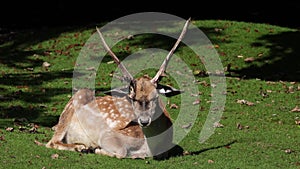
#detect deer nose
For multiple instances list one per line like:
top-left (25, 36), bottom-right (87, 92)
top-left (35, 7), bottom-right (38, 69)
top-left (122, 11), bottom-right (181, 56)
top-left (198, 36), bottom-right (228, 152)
top-left (138, 117), bottom-right (151, 127)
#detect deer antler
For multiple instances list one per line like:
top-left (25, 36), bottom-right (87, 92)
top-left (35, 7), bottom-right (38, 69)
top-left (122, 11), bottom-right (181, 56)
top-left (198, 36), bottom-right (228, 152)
top-left (151, 17), bottom-right (191, 84)
top-left (96, 27), bottom-right (134, 82)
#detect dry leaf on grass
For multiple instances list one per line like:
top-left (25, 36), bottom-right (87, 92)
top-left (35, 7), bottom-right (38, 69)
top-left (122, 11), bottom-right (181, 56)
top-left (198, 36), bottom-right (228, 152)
top-left (244, 57), bottom-right (255, 62)
top-left (181, 123), bottom-right (192, 129)
top-left (208, 159), bottom-right (214, 163)
top-left (213, 122), bottom-right (224, 128)
top-left (51, 153), bottom-right (59, 159)
top-left (236, 99), bottom-right (255, 106)
top-left (42, 62), bottom-right (51, 69)
top-left (291, 106), bottom-right (300, 112)
top-left (192, 99), bottom-right (201, 105)
top-left (236, 123), bottom-right (250, 130)
top-left (34, 140), bottom-right (44, 146)
top-left (5, 127), bottom-right (14, 132)
top-left (169, 103), bottom-right (179, 109)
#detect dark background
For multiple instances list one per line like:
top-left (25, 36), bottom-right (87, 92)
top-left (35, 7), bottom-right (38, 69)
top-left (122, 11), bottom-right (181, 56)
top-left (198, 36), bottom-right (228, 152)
top-left (0, 1), bottom-right (299, 123)
top-left (1, 1), bottom-right (299, 29)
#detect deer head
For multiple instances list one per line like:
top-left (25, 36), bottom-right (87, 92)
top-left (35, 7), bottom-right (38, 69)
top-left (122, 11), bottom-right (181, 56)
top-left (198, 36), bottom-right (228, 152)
top-left (96, 18), bottom-right (191, 127)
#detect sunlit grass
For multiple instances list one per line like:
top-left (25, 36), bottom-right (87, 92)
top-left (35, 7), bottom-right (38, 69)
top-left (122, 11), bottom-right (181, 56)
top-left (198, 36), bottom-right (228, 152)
top-left (0, 19), bottom-right (299, 168)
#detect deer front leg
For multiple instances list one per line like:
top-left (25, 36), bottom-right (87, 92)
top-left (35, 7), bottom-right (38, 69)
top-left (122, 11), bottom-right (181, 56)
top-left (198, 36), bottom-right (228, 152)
top-left (46, 140), bottom-right (87, 152)
top-left (94, 148), bottom-right (125, 159)
top-left (97, 134), bottom-right (127, 158)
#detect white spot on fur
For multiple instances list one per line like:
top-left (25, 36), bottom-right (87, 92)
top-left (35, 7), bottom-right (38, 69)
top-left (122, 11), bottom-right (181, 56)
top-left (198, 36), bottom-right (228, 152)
top-left (103, 113), bottom-right (108, 118)
top-left (106, 118), bottom-right (118, 128)
top-left (116, 101), bottom-right (123, 106)
top-left (81, 105), bottom-right (104, 117)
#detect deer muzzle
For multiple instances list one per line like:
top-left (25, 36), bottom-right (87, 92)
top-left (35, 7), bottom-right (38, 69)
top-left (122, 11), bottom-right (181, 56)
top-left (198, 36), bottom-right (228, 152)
top-left (138, 117), bottom-right (152, 127)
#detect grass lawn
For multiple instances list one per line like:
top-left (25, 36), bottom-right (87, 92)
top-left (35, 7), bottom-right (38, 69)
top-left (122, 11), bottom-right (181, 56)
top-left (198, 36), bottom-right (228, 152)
top-left (0, 17), bottom-right (299, 169)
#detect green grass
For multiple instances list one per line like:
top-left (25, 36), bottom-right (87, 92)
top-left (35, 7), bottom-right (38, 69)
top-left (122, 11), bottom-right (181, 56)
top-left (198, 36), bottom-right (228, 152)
top-left (0, 19), bottom-right (299, 169)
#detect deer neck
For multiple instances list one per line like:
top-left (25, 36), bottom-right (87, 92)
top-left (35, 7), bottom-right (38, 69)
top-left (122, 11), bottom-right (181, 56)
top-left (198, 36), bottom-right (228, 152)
top-left (141, 99), bottom-right (172, 138)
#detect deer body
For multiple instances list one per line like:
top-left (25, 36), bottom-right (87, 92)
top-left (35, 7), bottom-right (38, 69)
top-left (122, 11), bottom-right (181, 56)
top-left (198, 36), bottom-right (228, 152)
top-left (46, 77), bottom-right (173, 158)
top-left (45, 18), bottom-right (191, 159)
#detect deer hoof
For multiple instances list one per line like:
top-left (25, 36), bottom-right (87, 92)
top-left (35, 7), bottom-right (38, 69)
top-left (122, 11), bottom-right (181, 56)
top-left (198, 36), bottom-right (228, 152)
top-left (74, 144), bottom-right (87, 152)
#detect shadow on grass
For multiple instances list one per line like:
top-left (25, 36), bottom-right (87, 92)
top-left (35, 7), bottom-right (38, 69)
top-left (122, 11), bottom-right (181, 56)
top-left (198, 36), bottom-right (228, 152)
top-left (0, 70), bottom-right (73, 127)
top-left (1, 21), bottom-right (299, 130)
top-left (0, 25), bottom-right (102, 127)
top-left (154, 140), bottom-right (237, 161)
top-left (229, 30), bottom-right (300, 82)
top-left (0, 24), bottom-right (221, 128)
top-left (187, 140), bottom-right (237, 156)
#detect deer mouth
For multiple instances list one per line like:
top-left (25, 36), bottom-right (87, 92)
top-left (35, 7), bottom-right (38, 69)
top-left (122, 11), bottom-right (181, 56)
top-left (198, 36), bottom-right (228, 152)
top-left (138, 117), bottom-right (152, 127)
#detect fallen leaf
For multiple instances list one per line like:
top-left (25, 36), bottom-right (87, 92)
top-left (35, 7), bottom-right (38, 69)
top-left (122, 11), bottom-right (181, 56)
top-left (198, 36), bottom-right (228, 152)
top-left (190, 93), bottom-right (199, 97)
top-left (26, 67), bottom-right (34, 71)
top-left (224, 145), bottom-right (231, 149)
top-left (287, 86), bottom-right (294, 93)
top-left (51, 153), bottom-right (59, 159)
top-left (183, 151), bottom-right (190, 156)
top-left (236, 99), bottom-right (255, 106)
top-left (213, 122), bottom-right (224, 128)
top-left (107, 61), bottom-right (114, 64)
top-left (244, 57), bottom-right (255, 62)
top-left (85, 67), bottom-right (95, 71)
top-left (192, 99), bottom-right (201, 105)
top-left (181, 123), bottom-right (192, 129)
top-left (42, 62), bottom-right (51, 69)
top-left (284, 149), bottom-right (293, 154)
top-left (169, 103), bottom-right (179, 109)
top-left (291, 106), bottom-right (300, 112)
top-left (193, 70), bottom-right (207, 76)
top-left (257, 53), bottom-right (264, 57)
top-left (34, 140), bottom-right (44, 146)
top-left (29, 126), bottom-right (38, 133)
top-left (197, 80), bottom-right (209, 87)
top-left (214, 28), bottom-right (222, 32)
top-left (237, 123), bottom-right (243, 130)
top-left (0, 135), bottom-right (5, 141)
top-left (208, 159), bottom-right (214, 163)
top-left (5, 127), bottom-right (14, 132)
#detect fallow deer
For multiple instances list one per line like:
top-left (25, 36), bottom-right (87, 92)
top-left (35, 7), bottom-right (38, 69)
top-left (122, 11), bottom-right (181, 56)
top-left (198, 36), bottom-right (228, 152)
top-left (46, 18), bottom-right (191, 159)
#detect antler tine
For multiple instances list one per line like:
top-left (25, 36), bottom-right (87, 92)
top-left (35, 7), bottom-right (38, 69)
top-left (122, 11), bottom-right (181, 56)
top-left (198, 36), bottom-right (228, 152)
top-left (151, 17), bottom-right (191, 84)
top-left (96, 27), bottom-right (134, 82)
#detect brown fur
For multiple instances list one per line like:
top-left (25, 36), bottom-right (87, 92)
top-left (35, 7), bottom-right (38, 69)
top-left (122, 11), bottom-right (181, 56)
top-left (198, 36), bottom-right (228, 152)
top-left (46, 78), bottom-right (173, 159)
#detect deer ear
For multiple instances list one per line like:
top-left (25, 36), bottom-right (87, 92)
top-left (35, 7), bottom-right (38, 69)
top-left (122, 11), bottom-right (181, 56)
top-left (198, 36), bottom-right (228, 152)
top-left (156, 84), bottom-right (184, 97)
top-left (127, 80), bottom-right (136, 99)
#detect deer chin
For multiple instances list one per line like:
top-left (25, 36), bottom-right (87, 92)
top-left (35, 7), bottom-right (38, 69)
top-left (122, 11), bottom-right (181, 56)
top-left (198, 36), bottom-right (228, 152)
top-left (138, 117), bottom-right (152, 127)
